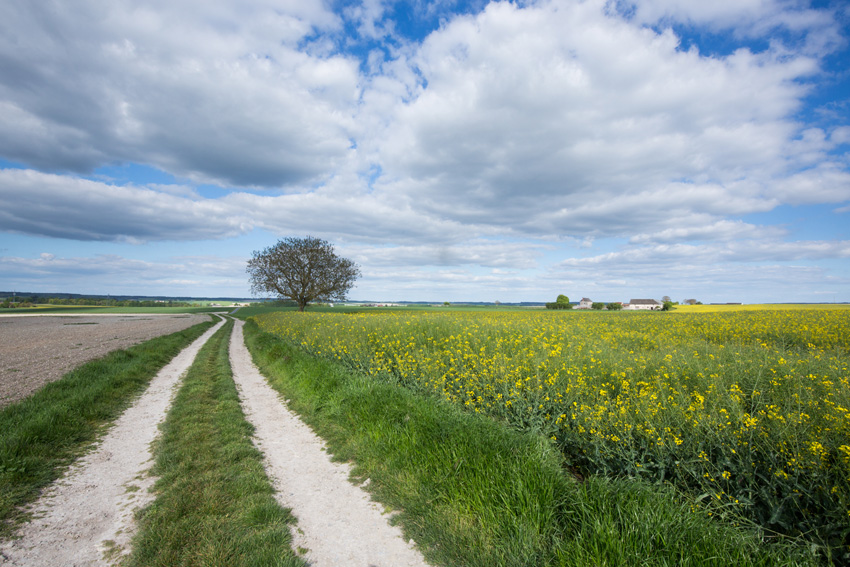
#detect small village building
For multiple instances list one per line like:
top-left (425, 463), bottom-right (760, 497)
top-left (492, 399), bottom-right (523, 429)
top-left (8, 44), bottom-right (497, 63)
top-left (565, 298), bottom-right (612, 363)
top-left (578, 297), bottom-right (593, 309)
top-left (624, 299), bottom-right (662, 310)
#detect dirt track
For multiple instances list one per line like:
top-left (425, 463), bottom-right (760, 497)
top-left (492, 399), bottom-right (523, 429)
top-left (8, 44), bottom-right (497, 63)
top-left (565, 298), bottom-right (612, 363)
top-left (0, 313), bottom-right (211, 407)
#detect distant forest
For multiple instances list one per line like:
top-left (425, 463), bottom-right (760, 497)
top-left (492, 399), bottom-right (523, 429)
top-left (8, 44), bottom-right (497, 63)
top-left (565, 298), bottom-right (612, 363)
top-left (0, 294), bottom-right (194, 308)
top-left (0, 291), bottom-right (252, 309)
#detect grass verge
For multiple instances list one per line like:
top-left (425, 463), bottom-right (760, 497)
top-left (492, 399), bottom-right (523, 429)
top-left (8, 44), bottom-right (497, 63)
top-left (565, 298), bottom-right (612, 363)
top-left (0, 318), bottom-right (215, 539)
top-left (243, 319), bottom-right (818, 567)
top-left (127, 318), bottom-right (305, 567)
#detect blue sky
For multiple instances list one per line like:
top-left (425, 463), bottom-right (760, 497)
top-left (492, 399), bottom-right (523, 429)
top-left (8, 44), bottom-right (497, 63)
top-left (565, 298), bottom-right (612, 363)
top-left (1, 0), bottom-right (848, 303)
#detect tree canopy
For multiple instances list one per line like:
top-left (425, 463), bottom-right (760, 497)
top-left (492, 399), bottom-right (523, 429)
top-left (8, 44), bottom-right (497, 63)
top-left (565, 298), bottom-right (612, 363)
top-left (246, 236), bottom-right (360, 311)
top-left (546, 294), bottom-right (572, 310)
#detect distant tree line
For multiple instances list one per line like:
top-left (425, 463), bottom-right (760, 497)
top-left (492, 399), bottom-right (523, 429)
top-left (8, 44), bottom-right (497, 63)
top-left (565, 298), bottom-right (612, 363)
top-left (1, 296), bottom-right (193, 308)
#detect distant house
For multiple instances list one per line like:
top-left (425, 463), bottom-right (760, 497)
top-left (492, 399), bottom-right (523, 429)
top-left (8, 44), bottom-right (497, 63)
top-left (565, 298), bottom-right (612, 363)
top-left (624, 299), bottom-right (662, 311)
top-left (683, 299), bottom-right (698, 305)
top-left (578, 297), bottom-right (593, 309)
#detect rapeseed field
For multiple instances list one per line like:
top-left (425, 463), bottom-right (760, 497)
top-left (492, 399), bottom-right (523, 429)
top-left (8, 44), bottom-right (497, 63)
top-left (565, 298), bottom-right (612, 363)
top-left (254, 306), bottom-right (850, 557)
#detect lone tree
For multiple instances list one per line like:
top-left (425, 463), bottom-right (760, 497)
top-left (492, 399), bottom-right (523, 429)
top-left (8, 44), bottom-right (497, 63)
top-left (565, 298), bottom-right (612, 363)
top-left (247, 236), bottom-right (360, 312)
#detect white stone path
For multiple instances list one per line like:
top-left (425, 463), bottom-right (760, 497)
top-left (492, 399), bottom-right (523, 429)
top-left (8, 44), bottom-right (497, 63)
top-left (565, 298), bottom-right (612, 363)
top-left (229, 319), bottom-right (429, 567)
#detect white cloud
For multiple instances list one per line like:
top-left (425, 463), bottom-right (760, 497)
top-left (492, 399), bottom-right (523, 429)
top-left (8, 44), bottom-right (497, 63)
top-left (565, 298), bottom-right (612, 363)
top-left (0, 0), bottom-right (357, 187)
top-left (629, 220), bottom-right (785, 244)
top-left (546, 240), bottom-right (850, 303)
top-left (558, 239), bottom-right (850, 268)
top-left (0, 169), bottom-right (254, 241)
top-left (0, 0), bottom-right (848, 302)
top-left (355, 265), bottom-right (550, 302)
top-left (0, 252), bottom-right (249, 296)
top-left (364, 0), bottom-right (825, 240)
top-left (831, 126), bottom-right (850, 145)
top-left (341, 240), bottom-right (545, 268)
top-left (772, 164), bottom-right (850, 204)
top-left (0, 168), bottom-right (476, 245)
top-left (624, 0), bottom-right (843, 55)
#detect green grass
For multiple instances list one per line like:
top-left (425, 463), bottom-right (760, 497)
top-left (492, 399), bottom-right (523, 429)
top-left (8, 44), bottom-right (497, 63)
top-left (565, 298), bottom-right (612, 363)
top-left (230, 305), bottom-right (294, 319)
top-left (243, 320), bottom-right (817, 567)
top-left (0, 318), bottom-right (215, 539)
top-left (127, 319), bottom-right (305, 567)
top-left (0, 305), bottom-right (105, 314)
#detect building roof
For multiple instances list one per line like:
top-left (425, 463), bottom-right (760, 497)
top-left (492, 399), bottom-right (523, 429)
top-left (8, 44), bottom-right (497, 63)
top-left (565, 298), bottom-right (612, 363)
top-left (629, 298), bottom-right (661, 305)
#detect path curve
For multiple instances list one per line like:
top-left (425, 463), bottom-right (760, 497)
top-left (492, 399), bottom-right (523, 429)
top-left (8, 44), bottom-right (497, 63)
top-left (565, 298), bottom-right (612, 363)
top-left (0, 316), bottom-right (226, 567)
top-left (229, 319), bottom-right (429, 567)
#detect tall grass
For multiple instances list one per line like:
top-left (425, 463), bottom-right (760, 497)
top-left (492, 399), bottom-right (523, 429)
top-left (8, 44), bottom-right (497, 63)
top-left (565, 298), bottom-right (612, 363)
top-left (253, 308), bottom-right (849, 563)
top-left (244, 319), bottom-right (817, 566)
top-left (127, 319), bottom-right (304, 567)
top-left (0, 319), bottom-right (215, 538)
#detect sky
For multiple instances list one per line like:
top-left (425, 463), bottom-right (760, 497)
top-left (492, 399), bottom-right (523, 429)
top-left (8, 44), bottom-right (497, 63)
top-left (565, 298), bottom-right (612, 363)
top-left (0, 0), bottom-right (849, 304)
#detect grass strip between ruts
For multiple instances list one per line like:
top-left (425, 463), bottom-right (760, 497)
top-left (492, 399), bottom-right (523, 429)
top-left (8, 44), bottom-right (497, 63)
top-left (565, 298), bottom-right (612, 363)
top-left (127, 318), bottom-right (305, 567)
top-left (0, 318), bottom-right (215, 539)
top-left (242, 318), bottom-right (818, 567)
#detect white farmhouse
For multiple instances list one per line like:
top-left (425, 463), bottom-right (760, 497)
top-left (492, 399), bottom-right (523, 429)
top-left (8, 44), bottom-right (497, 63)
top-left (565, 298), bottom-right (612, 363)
top-left (578, 297), bottom-right (593, 309)
top-left (624, 299), bottom-right (662, 310)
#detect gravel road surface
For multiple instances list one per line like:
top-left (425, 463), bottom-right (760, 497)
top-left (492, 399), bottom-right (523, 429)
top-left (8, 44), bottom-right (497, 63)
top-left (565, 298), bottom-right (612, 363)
top-left (230, 319), bottom-right (429, 567)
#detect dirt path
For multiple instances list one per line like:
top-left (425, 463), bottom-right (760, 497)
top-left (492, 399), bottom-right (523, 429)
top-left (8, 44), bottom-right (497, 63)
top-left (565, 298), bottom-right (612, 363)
top-left (229, 319), bottom-right (429, 567)
top-left (1, 317), bottom-right (430, 566)
top-left (0, 316), bottom-right (226, 566)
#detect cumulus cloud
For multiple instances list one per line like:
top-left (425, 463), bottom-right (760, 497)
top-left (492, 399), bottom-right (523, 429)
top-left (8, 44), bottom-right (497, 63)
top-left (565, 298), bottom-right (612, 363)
top-left (0, 0), bottom-right (848, 301)
top-left (341, 240), bottom-right (545, 268)
top-left (558, 239), bottom-right (850, 268)
top-left (771, 164), bottom-right (850, 204)
top-left (629, 220), bottom-right (786, 244)
top-left (0, 168), bottom-right (475, 245)
top-left (622, 0), bottom-right (844, 55)
top-left (546, 238), bottom-right (850, 303)
top-left (365, 0), bottom-right (831, 240)
top-left (355, 265), bottom-right (549, 302)
top-left (0, 0), bottom-right (357, 186)
top-left (0, 252), bottom-right (248, 296)
top-left (0, 169), bottom-right (253, 241)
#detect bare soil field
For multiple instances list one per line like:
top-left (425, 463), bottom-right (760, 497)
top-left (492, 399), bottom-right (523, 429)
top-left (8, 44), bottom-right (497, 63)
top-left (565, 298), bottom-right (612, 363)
top-left (0, 313), bottom-right (211, 408)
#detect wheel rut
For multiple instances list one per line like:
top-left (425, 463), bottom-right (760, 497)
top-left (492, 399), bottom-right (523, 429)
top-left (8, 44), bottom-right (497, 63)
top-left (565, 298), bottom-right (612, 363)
top-left (229, 319), bottom-right (429, 567)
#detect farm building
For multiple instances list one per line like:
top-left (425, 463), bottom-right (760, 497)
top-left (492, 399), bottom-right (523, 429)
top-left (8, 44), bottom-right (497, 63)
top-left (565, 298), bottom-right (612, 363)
top-left (578, 298), bottom-right (592, 309)
top-left (624, 299), bottom-right (662, 310)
